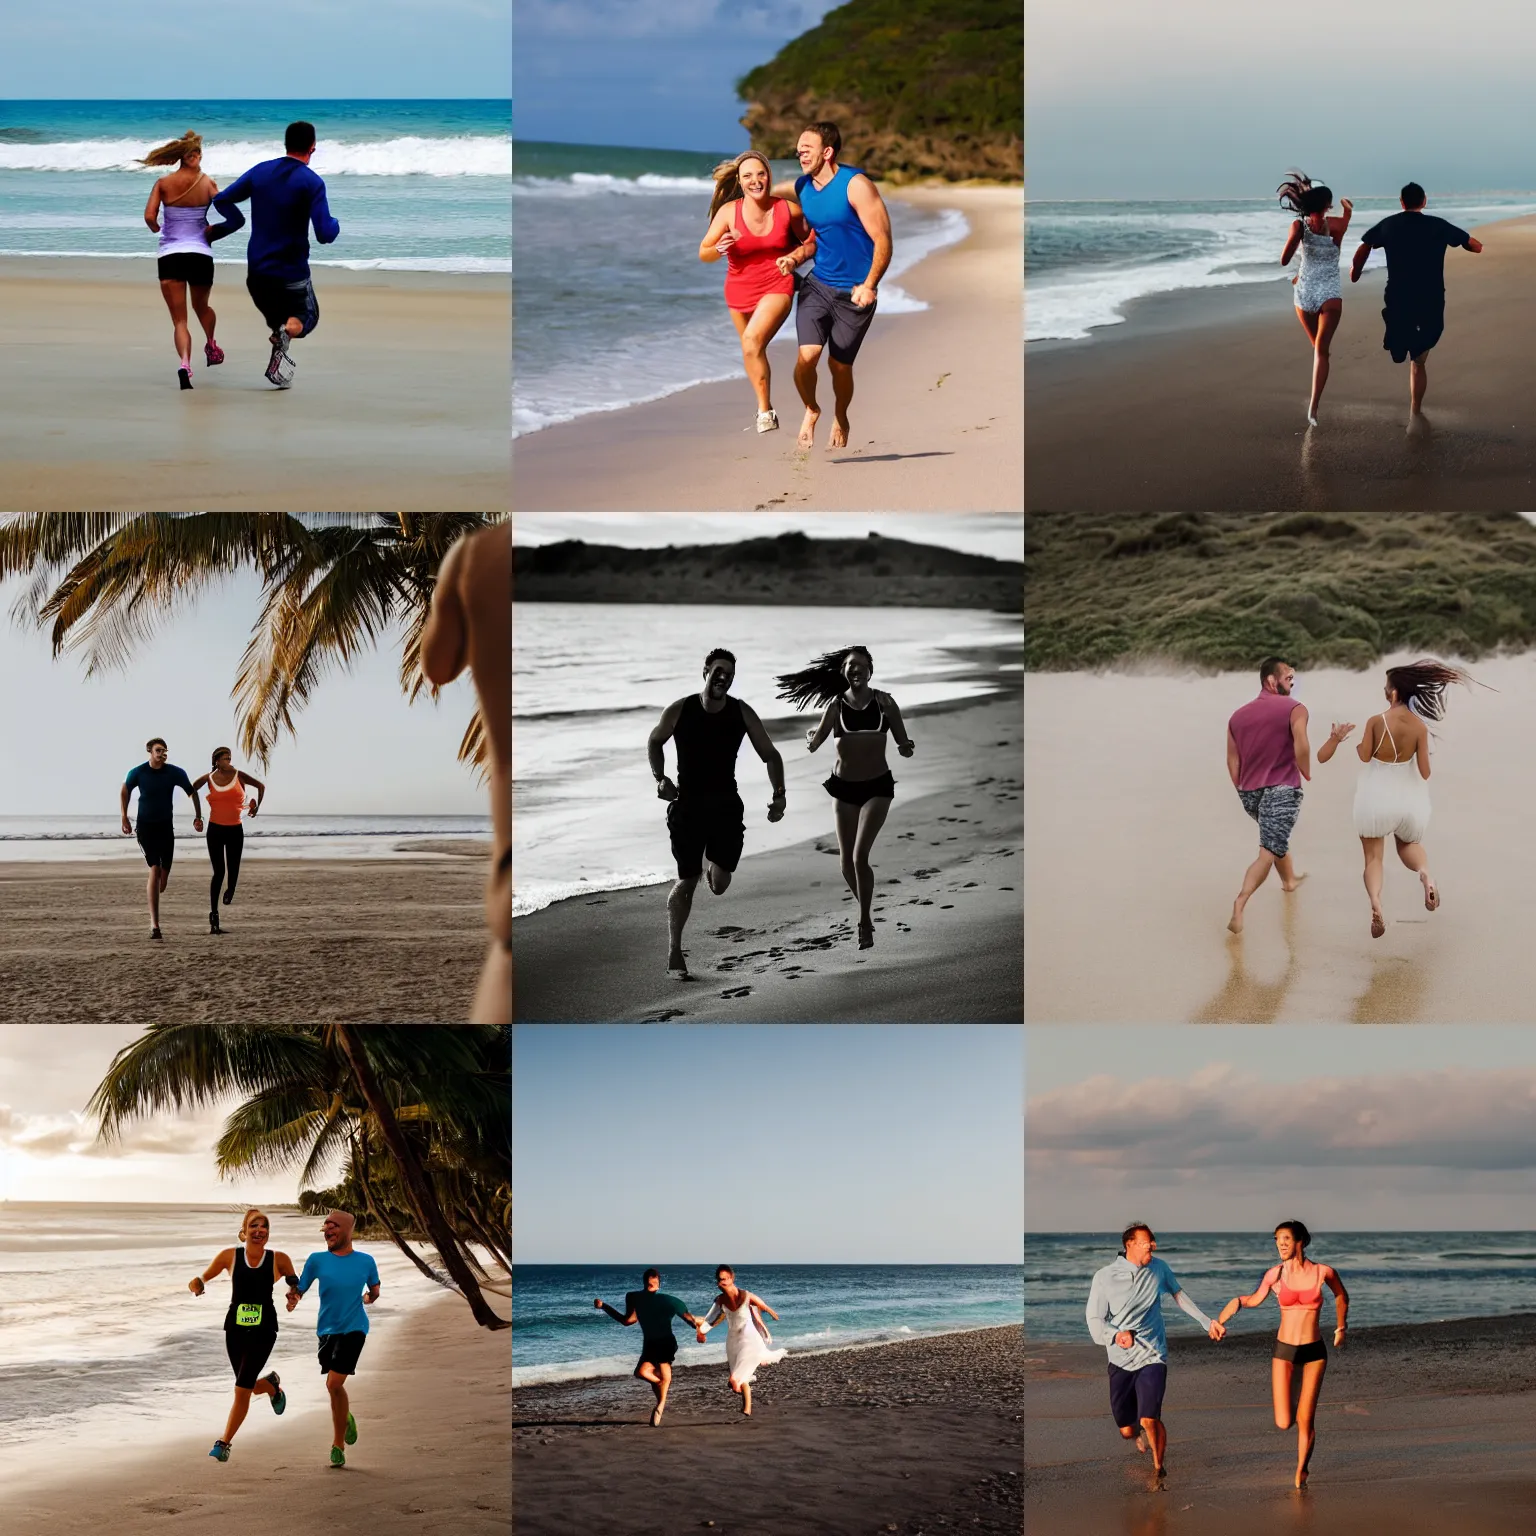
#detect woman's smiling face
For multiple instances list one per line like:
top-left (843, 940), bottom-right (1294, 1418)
top-left (739, 158), bottom-right (769, 197)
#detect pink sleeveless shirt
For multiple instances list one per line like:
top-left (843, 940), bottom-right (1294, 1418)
top-left (1228, 691), bottom-right (1303, 791)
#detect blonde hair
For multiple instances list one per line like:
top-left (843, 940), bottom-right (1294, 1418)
top-left (140, 131), bottom-right (203, 168)
top-left (708, 150), bottom-right (773, 223)
top-left (238, 1207), bottom-right (270, 1240)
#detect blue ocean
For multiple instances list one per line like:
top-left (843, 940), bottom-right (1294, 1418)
top-left (511, 1263), bottom-right (1023, 1387)
top-left (0, 100), bottom-right (510, 272)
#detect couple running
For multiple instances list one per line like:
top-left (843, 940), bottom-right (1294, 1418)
top-left (1227, 655), bottom-right (1475, 939)
top-left (1087, 1223), bottom-right (1348, 1489)
top-left (1278, 171), bottom-right (1483, 425)
top-left (120, 738), bottom-right (265, 939)
top-left (141, 120), bottom-right (340, 390)
top-left (647, 644), bottom-right (915, 975)
top-left (192, 1208), bottom-right (381, 1468)
top-left (699, 121), bottom-right (892, 447)
top-left (595, 1266), bottom-right (785, 1426)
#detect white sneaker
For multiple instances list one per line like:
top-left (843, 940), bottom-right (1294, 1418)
top-left (266, 346), bottom-right (296, 389)
top-left (755, 410), bottom-right (780, 434)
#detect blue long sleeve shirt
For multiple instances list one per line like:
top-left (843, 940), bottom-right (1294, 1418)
top-left (210, 156), bottom-right (340, 281)
top-left (1086, 1256), bottom-right (1214, 1371)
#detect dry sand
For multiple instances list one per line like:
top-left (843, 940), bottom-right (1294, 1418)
top-left (514, 1325), bottom-right (1023, 1536)
top-left (0, 856), bottom-right (493, 1023)
top-left (512, 187), bottom-right (1022, 511)
top-left (1026, 212), bottom-right (1536, 511)
top-left (6, 1292), bottom-right (509, 1536)
top-left (0, 259), bottom-right (510, 510)
top-left (1027, 1318), bottom-right (1536, 1534)
top-left (1025, 652), bottom-right (1536, 1024)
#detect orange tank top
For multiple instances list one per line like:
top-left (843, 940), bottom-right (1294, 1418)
top-left (206, 773), bottom-right (245, 826)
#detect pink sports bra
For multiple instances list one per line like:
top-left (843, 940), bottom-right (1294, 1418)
top-left (1266, 1263), bottom-right (1323, 1310)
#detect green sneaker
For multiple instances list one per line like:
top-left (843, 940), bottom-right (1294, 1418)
top-left (345, 1411), bottom-right (358, 1446)
top-left (330, 1445), bottom-right (346, 1468)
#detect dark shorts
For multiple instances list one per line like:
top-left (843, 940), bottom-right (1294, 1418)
top-left (638, 1334), bottom-right (679, 1368)
top-left (158, 252), bottom-right (214, 286)
top-left (317, 1331), bottom-right (367, 1377)
top-left (795, 273), bottom-right (877, 364)
top-left (247, 274), bottom-right (320, 337)
top-left (824, 771), bottom-right (895, 806)
top-left (225, 1325), bottom-right (278, 1389)
top-left (136, 821), bottom-right (175, 870)
top-left (1237, 783), bottom-right (1304, 858)
top-left (667, 792), bottom-right (745, 879)
top-left (1272, 1339), bottom-right (1327, 1366)
top-left (1108, 1361), bottom-right (1168, 1429)
top-left (1382, 301), bottom-right (1444, 363)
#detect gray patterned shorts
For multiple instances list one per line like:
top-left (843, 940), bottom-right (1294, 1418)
top-left (1237, 784), bottom-right (1304, 858)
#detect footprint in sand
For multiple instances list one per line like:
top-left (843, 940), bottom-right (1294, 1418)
top-left (641, 1009), bottom-right (687, 1022)
top-left (720, 986), bottom-right (752, 999)
top-left (715, 925), bottom-right (747, 938)
top-left (940, 905), bottom-right (955, 910)
top-left (962, 882), bottom-right (979, 888)
top-left (1000, 886), bottom-right (1015, 892)
top-left (585, 899), bottom-right (608, 905)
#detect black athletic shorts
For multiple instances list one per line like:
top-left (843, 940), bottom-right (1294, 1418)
top-left (638, 1334), bottom-right (679, 1368)
top-left (1108, 1361), bottom-right (1167, 1429)
top-left (1382, 300), bottom-right (1444, 363)
top-left (136, 821), bottom-right (175, 870)
top-left (667, 791), bottom-right (745, 879)
top-left (225, 1325), bottom-right (278, 1390)
top-left (795, 273), bottom-right (877, 364)
top-left (824, 771), bottom-right (896, 806)
top-left (1272, 1338), bottom-right (1327, 1366)
top-left (318, 1330), bottom-right (367, 1376)
top-left (158, 252), bottom-right (214, 286)
top-left (247, 274), bottom-right (320, 337)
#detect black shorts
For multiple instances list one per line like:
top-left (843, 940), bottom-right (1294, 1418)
top-left (1272, 1339), bottom-right (1327, 1366)
top-left (247, 274), bottom-right (320, 337)
top-left (158, 253), bottom-right (214, 286)
top-left (225, 1325), bottom-right (278, 1390)
top-left (1382, 301), bottom-right (1444, 363)
top-left (638, 1334), bottom-right (679, 1368)
top-left (795, 273), bottom-right (877, 364)
top-left (824, 771), bottom-right (896, 806)
top-left (667, 792), bottom-right (745, 879)
top-left (136, 822), bottom-right (175, 870)
top-left (1108, 1361), bottom-right (1167, 1428)
top-left (317, 1331), bottom-right (367, 1377)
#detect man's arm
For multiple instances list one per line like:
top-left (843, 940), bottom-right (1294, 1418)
top-left (738, 701), bottom-right (786, 818)
top-left (420, 536), bottom-right (470, 685)
top-left (1226, 728), bottom-right (1241, 788)
top-left (648, 698), bottom-right (686, 797)
top-left (310, 183), bottom-right (341, 245)
top-left (1349, 238), bottom-right (1375, 282)
top-left (594, 1298), bottom-right (638, 1325)
top-left (120, 781), bottom-right (133, 833)
top-left (1084, 1273), bottom-right (1118, 1347)
top-left (208, 170), bottom-right (253, 240)
top-left (1172, 1288), bottom-right (1224, 1340)
top-left (1290, 704), bottom-right (1311, 781)
top-left (847, 174), bottom-right (892, 307)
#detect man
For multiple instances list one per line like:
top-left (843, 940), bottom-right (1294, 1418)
top-left (210, 120), bottom-right (341, 389)
top-left (421, 519), bottom-right (510, 1024)
top-left (286, 1210), bottom-right (381, 1468)
top-left (120, 737), bottom-right (203, 941)
top-left (648, 648), bottom-right (786, 976)
top-left (594, 1269), bottom-right (706, 1428)
top-left (1349, 182), bottom-right (1483, 416)
top-left (1085, 1224), bottom-right (1224, 1482)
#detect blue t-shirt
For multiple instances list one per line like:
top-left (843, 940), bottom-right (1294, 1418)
top-left (295, 1248), bottom-right (381, 1337)
top-left (794, 165), bottom-right (876, 291)
top-left (124, 762), bottom-right (194, 824)
top-left (211, 157), bottom-right (341, 281)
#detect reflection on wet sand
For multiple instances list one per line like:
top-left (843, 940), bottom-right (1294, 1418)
top-left (1193, 893), bottom-right (1300, 1023)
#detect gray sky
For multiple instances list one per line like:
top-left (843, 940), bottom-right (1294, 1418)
top-left (1028, 0), bottom-right (1536, 198)
top-left (1027, 1027), bottom-right (1536, 1231)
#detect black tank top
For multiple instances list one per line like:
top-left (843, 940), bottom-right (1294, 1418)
top-left (674, 694), bottom-right (747, 796)
top-left (225, 1245), bottom-right (278, 1332)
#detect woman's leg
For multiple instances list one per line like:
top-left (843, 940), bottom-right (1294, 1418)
top-left (1271, 1357), bottom-right (1294, 1430)
top-left (742, 294), bottom-right (793, 415)
top-left (159, 280), bottom-right (191, 370)
top-left (190, 283), bottom-right (217, 344)
top-left (224, 825), bottom-right (244, 903)
top-left (1361, 837), bottom-right (1386, 936)
top-left (208, 828), bottom-right (226, 915)
top-left (852, 796), bottom-right (893, 936)
top-left (834, 798), bottom-right (861, 905)
top-left (727, 308), bottom-right (771, 412)
top-left (1394, 834), bottom-right (1436, 908)
top-left (1294, 307), bottom-right (1320, 344)
top-left (742, 1380), bottom-right (752, 1415)
top-left (1310, 303), bottom-right (1342, 416)
top-left (222, 1385), bottom-right (254, 1443)
top-left (1294, 1357), bottom-right (1327, 1487)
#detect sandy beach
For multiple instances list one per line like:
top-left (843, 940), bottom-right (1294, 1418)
top-left (1026, 212), bottom-right (1536, 511)
top-left (1027, 1316), bottom-right (1536, 1535)
top-left (0, 259), bottom-right (509, 511)
top-left (512, 186), bottom-right (1022, 511)
top-left (1025, 651), bottom-right (1536, 1023)
top-left (6, 1292), bottom-right (510, 1535)
top-left (0, 855), bottom-right (493, 1023)
top-left (512, 692), bottom-right (1022, 1022)
top-left (514, 1325), bottom-right (1022, 1536)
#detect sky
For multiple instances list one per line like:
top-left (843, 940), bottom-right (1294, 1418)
top-left (512, 1024), bottom-right (1023, 1263)
top-left (1, 1), bottom-right (510, 98)
top-left (1027, 1026), bottom-right (1536, 1232)
top-left (1028, 0), bottom-right (1536, 198)
top-left (515, 0), bottom-right (840, 152)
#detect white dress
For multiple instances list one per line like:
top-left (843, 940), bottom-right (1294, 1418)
top-left (1352, 712), bottom-right (1431, 842)
top-left (701, 1294), bottom-right (787, 1385)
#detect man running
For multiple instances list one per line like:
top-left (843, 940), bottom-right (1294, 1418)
top-left (1085, 1224), bottom-right (1224, 1483)
top-left (210, 120), bottom-right (341, 389)
top-left (648, 647), bottom-right (786, 976)
top-left (1349, 182), bottom-right (1483, 417)
top-left (285, 1210), bottom-right (381, 1468)
top-left (594, 1269), bottom-right (706, 1428)
top-left (120, 737), bottom-right (203, 941)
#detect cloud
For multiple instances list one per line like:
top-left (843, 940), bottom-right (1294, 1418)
top-left (517, 0), bottom-right (833, 39)
top-left (0, 1105), bottom-right (217, 1160)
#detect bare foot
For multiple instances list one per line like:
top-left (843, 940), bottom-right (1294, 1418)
top-left (1281, 872), bottom-right (1309, 892)
top-left (1370, 910), bottom-right (1385, 939)
top-left (1295, 1470), bottom-right (1308, 1490)
top-left (1422, 874), bottom-right (1440, 911)
top-left (667, 946), bottom-right (689, 976)
top-left (858, 919), bottom-right (874, 950)
top-left (1228, 902), bottom-right (1245, 935)
top-left (1134, 1430), bottom-right (1148, 1454)
top-left (650, 1404), bottom-right (664, 1427)
top-left (829, 411), bottom-right (850, 448)
top-left (798, 406), bottom-right (820, 449)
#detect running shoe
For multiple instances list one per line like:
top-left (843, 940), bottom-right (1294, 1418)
top-left (755, 409), bottom-right (780, 433)
top-left (204, 339), bottom-right (225, 366)
top-left (265, 345), bottom-right (296, 389)
top-left (178, 368), bottom-right (193, 391)
top-left (345, 1411), bottom-right (357, 1445)
top-left (264, 1372), bottom-right (286, 1415)
top-left (209, 1440), bottom-right (231, 1462)
top-left (330, 1445), bottom-right (346, 1468)
top-left (150, 927), bottom-right (162, 941)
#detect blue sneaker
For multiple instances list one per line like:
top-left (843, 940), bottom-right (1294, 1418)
top-left (209, 1440), bottom-right (231, 1462)
top-left (264, 1371), bottom-right (286, 1415)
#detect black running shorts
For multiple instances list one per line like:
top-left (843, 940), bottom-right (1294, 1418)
top-left (317, 1330), bottom-right (367, 1377)
top-left (795, 273), bottom-right (877, 364)
top-left (225, 1325), bottom-right (278, 1389)
top-left (135, 821), bottom-right (175, 870)
top-left (158, 252), bottom-right (214, 286)
top-left (638, 1333), bottom-right (679, 1368)
top-left (1382, 300), bottom-right (1444, 363)
top-left (667, 792), bottom-right (745, 879)
top-left (247, 274), bottom-right (320, 337)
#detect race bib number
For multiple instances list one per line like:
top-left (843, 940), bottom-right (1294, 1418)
top-left (235, 1303), bottom-right (265, 1327)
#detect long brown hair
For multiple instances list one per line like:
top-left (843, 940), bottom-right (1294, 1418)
top-left (708, 150), bottom-right (772, 223)
top-left (140, 131), bottom-right (203, 168)
top-left (1384, 659), bottom-right (1477, 722)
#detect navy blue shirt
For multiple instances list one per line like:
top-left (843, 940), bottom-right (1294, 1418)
top-left (211, 157), bottom-right (340, 281)
top-left (124, 762), bottom-right (194, 824)
top-left (1361, 211), bottom-right (1472, 307)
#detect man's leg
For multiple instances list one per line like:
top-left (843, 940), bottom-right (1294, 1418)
top-left (1228, 849), bottom-right (1276, 934)
top-left (636, 1360), bottom-right (663, 1402)
top-left (146, 863), bottom-right (162, 929)
top-left (668, 874), bottom-right (700, 973)
top-left (326, 1369), bottom-right (351, 1450)
top-left (704, 859), bottom-right (732, 896)
top-left (1276, 853), bottom-right (1307, 892)
top-left (655, 1362), bottom-right (673, 1418)
top-left (1141, 1415), bottom-right (1167, 1474)
top-left (795, 344), bottom-right (823, 448)
top-left (828, 358), bottom-right (855, 448)
top-left (1410, 354), bottom-right (1428, 414)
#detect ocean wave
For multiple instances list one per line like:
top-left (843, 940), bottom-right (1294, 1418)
top-left (512, 864), bottom-right (672, 918)
top-left (514, 172), bottom-right (716, 198)
top-left (0, 136), bottom-right (511, 177)
top-left (0, 249), bottom-right (504, 274)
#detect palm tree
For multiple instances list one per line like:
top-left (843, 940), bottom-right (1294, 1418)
top-left (0, 513), bottom-right (506, 771)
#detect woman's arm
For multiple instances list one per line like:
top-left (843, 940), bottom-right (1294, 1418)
top-left (1356, 716), bottom-right (1377, 763)
top-left (274, 1250), bottom-right (300, 1283)
top-left (1316, 721), bottom-right (1355, 765)
top-left (144, 179), bottom-right (164, 233)
top-left (806, 700), bottom-right (838, 753)
top-left (191, 1248), bottom-right (233, 1293)
top-left (1326, 1266), bottom-right (1348, 1341)
top-left (699, 207), bottom-right (734, 264)
top-left (1216, 1269), bottom-right (1277, 1325)
top-left (238, 770), bottom-right (266, 811)
top-left (881, 693), bottom-right (915, 756)
top-left (749, 1294), bottom-right (779, 1321)
top-left (1328, 199), bottom-right (1354, 244)
top-left (1416, 724), bottom-right (1432, 781)
top-left (1280, 218), bottom-right (1303, 266)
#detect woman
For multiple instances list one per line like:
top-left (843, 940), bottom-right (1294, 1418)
top-left (699, 150), bottom-right (816, 434)
top-left (1278, 171), bottom-right (1353, 426)
top-left (190, 1207), bottom-right (298, 1462)
top-left (190, 747), bottom-right (265, 934)
top-left (1216, 1222), bottom-right (1347, 1488)
top-left (695, 1265), bottom-right (786, 1416)
top-left (142, 131), bottom-right (229, 390)
top-left (778, 646), bottom-right (915, 950)
top-left (1317, 660), bottom-right (1472, 938)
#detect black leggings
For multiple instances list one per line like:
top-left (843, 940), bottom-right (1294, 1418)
top-left (208, 823), bottom-right (244, 910)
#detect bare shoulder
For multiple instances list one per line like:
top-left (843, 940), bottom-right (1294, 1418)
top-left (848, 171), bottom-right (883, 204)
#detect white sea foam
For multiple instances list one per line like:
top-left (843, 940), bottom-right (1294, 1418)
top-left (0, 135), bottom-right (511, 177)
top-left (514, 172), bottom-right (717, 198)
top-left (0, 249), bottom-right (506, 275)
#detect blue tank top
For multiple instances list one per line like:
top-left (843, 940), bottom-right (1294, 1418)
top-left (795, 165), bottom-right (876, 291)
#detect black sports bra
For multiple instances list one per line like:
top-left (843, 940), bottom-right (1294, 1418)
top-left (835, 695), bottom-right (888, 737)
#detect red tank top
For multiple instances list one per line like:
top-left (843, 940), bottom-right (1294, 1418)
top-left (723, 198), bottom-right (797, 313)
top-left (206, 773), bottom-right (246, 826)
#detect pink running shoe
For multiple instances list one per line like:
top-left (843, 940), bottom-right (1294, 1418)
top-left (204, 340), bottom-right (225, 366)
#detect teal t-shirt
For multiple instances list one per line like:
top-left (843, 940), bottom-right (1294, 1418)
top-left (295, 1248), bottom-right (381, 1336)
top-left (626, 1290), bottom-right (688, 1343)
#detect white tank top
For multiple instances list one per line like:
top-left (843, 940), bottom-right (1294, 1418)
top-left (159, 202), bottom-right (212, 257)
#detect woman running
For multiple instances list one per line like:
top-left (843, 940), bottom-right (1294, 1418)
top-left (1278, 170), bottom-right (1352, 426)
top-left (190, 747), bottom-right (265, 934)
top-left (695, 1265), bottom-right (786, 1417)
top-left (777, 646), bottom-right (916, 950)
top-left (1216, 1222), bottom-right (1347, 1488)
top-left (141, 131), bottom-right (230, 390)
top-left (190, 1207), bottom-right (298, 1462)
top-left (699, 150), bottom-right (816, 434)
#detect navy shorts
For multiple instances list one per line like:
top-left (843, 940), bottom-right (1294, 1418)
top-left (136, 822), bottom-right (175, 870)
top-left (247, 274), bottom-right (320, 337)
top-left (1382, 301), bottom-right (1444, 363)
top-left (667, 792), bottom-right (745, 879)
top-left (795, 273), bottom-right (877, 365)
top-left (1237, 784), bottom-right (1304, 858)
top-left (317, 1330), bottom-right (367, 1377)
top-left (1108, 1361), bottom-right (1168, 1428)
top-left (639, 1334), bottom-right (679, 1368)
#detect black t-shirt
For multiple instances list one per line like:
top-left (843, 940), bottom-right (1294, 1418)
top-left (1361, 211), bottom-right (1471, 307)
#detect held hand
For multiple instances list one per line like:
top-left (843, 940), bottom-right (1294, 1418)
top-left (1208, 1320), bottom-right (1226, 1341)
top-left (850, 283), bottom-right (877, 308)
top-left (656, 776), bottom-right (679, 802)
top-left (767, 794), bottom-right (786, 823)
top-left (1114, 1330), bottom-right (1135, 1350)
top-left (696, 1330), bottom-right (707, 1343)
top-left (775, 254), bottom-right (799, 276)
top-left (285, 1291), bottom-right (299, 1313)
top-left (898, 740), bottom-right (915, 758)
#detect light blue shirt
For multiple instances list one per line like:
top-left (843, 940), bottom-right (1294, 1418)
top-left (1086, 1255), bottom-right (1210, 1371)
top-left (294, 1248), bottom-right (380, 1337)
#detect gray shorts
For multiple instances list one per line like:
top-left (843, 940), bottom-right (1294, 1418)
top-left (1237, 784), bottom-right (1304, 858)
top-left (794, 273), bottom-right (877, 364)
